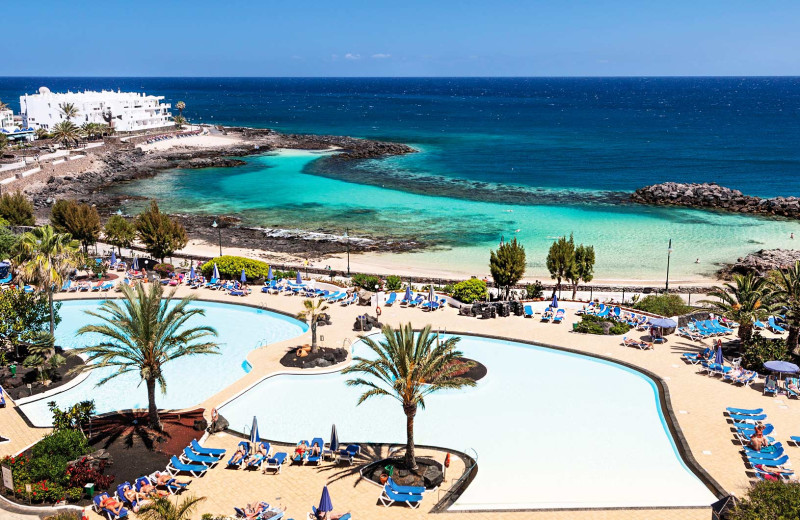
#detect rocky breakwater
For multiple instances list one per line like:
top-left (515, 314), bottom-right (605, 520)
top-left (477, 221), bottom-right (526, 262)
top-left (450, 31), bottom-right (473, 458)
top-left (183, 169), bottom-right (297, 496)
top-left (718, 249), bottom-right (800, 278)
top-left (631, 182), bottom-right (800, 219)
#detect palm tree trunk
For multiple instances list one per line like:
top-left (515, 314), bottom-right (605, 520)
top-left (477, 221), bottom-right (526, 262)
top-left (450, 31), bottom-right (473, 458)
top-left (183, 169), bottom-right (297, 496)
top-left (48, 290), bottom-right (55, 334)
top-left (146, 377), bottom-right (162, 430)
top-left (738, 322), bottom-right (753, 343)
top-left (571, 282), bottom-right (578, 300)
top-left (404, 404), bottom-right (417, 470)
top-left (788, 326), bottom-right (800, 354)
top-left (310, 322), bottom-right (318, 354)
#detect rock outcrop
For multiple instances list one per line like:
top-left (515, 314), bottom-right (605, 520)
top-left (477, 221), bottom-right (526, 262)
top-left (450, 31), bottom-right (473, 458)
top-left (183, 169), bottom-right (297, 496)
top-left (631, 182), bottom-right (800, 219)
top-left (718, 249), bottom-right (800, 278)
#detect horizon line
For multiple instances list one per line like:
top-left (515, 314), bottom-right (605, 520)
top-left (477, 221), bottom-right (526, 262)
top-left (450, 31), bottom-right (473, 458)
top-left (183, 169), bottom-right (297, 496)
top-left (2, 75), bottom-right (800, 79)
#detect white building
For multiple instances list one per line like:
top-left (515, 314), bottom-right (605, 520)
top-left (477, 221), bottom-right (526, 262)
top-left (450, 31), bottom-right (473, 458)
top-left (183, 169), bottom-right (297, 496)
top-left (20, 86), bottom-right (173, 133)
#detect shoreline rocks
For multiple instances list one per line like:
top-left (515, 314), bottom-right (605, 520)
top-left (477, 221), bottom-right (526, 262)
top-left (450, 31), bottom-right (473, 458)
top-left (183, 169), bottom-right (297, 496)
top-left (631, 182), bottom-right (800, 219)
top-left (717, 248), bottom-right (800, 278)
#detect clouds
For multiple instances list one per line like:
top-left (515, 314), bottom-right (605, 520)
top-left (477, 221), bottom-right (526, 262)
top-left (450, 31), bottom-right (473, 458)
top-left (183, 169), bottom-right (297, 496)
top-left (345, 53), bottom-right (361, 60)
top-left (371, 53), bottom-right (391, 59)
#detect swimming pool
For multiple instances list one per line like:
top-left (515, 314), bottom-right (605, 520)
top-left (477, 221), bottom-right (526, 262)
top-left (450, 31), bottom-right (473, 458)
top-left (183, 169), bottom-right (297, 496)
top-left (219, 334), bottom-right (717, 510)
top-left (18, 299), bottom-right (307, 427)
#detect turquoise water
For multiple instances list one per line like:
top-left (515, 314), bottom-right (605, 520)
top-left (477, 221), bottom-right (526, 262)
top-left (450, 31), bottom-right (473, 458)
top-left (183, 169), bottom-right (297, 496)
top-left (219, 334), bottom-right (717, 509)
top-left (17, 299), bottom-right (307, 427)
top-left (116, 150), bottom-right (800, 281)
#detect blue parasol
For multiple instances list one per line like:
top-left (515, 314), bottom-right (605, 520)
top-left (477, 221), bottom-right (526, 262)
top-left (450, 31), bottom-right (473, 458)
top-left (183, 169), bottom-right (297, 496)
top-left (110, 251), bottom-right (116, 265)
top-left (714, 346), bottom-right (724, 365)
top-left (551, 293), bottom-right (558, 308)
top-left (132, 257), bottom-right (139, 270)
top-left (764, 360), bottom-right (800, 374)
top-left (404, 285), bottom-right (412, 301)
top-left (213, 263), bottom-right (220, 280)
top-left (296, 271), bottom-right (302, 284)
top-left (189, 264), bottom-right (195, 280)
top-left (429, 285), bottom-right (435, 302)
top-left (318, 486), bottom-right (333, 513)
top-left (267, 266), bottom-right (273, 281)
top-left (649, 317), bottom-right (677, 329)
top-left (250, 416), bottom-right (260, 445)
top-left (329, 424), bottom-right (339, 453)
top-left (240, 268), bottom-right (247, 283)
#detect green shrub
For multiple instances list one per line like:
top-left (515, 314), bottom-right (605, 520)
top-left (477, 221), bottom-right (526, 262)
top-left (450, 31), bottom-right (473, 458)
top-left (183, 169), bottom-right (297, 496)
top-left (271, 269), bottom-right (297, 280)
top-left (385, 275), bottom-right (402, 291)
top-left (730, 480), bottom-right (800, 519)
top-left (201, 255), bottom-right (270, 281)
top-left (633, 294), bottom-right (691, 317)
top-left (62, 487), bottom-right (83, 503)
top-left (742, 333), bottom-right (791, 371)
top-left (574, 314), bottom-right (632, 335)
top-left (29, 429), bottom-right (89, 485)
top-left (153, 263), bottom-right (174, 277)
top-left (451, 279), bottom-right (488, 303)
top-left (526, 281), bottom-right (544, 299)
top-left (351, 273), bottom-right (381, 290)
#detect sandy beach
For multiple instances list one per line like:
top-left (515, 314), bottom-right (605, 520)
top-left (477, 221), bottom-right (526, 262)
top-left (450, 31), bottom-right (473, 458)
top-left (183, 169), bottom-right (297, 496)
top-left (136, 130), bottom-right (244, 152)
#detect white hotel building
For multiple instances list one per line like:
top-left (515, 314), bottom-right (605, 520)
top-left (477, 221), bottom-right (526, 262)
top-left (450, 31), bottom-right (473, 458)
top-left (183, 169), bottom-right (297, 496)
top-left (20, 86), bottom-right (173, 133)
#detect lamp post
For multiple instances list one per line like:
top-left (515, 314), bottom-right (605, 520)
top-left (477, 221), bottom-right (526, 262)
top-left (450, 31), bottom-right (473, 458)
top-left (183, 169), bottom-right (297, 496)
top-left (665, 239), bottom-right (673, 293)
top-left (212, 220), bottom-right (222, 257)
top-left (344, 228), bottom-right (350, 275)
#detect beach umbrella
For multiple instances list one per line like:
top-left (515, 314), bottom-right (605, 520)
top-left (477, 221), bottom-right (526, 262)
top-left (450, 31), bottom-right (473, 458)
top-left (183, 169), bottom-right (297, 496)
top-left (714, 346), bottom-right (724, 366)
top-left (404, 285), bottom-right (412, 301)
top-left (648, 317), bottom-right (677, 329)
top-left (189, 264), bottom-right (195, 280)
top-left (296, 271), bottom-right (302, 284)
top-left (132, 257), bottom-right (139, 270)
top-left (318, 486), bottom-right (333, 514)
top-left (429, 285), bottom-right (435, 302)
top-left (764, 360), bottom-right (800, 374)
top-left (110, 250), bottom-right (116, 266)
top-left (551, 293), bottom-right (558, 308)
top-left (250, 416), bottom-right (260, 445)
top-left (329, 424), bottom-right (339, 453)
top-left (213, 263), bottom-right (220, 280)
top-left (240, 268), bottom-right (247, 283)
top-left (267, 266), bottom-right (273, 281)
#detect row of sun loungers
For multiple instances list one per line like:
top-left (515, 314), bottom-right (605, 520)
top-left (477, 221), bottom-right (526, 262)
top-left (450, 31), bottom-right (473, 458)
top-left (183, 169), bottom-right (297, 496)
top-left (725, 407), bottom-right (795, 482)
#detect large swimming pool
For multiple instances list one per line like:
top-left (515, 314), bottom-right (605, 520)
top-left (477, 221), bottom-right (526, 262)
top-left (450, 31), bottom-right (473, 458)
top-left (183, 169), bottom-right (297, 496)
top-left (219, 334), bottom-right (717, 510)
top-left (18, 299), bottom-right (307, 427)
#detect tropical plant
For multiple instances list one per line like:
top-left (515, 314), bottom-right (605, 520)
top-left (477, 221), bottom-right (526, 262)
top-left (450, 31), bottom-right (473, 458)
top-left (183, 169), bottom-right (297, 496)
top-left (729, 480), bottom-right (800, 519)
top-left (297, 298), bottom-right (329, 354)
top-left (343, 323), bottom-right (475, 469)
top-left (22, 331), bottom-right (63, 382)
top-left (451, 278), bottom-right (488, 303)
top-left (50, 199), bottom-right (102, 255)
top-left (75, 283), bottom-right (219, 429)
top-left (34, 128), bottom-right (51, 140)
top-left (385, 275), bottom-right (403, 291)
top-left (633, 294), bottom-right (692, 317)
top-left (546, 234), bottom-right (575, 298)
top-left (700, 273), bottom-right (772, 342)
top-left (58, 102), bottom-right (79, 122)
top-left (489, 238), bottom-right (526, 299)
top-left (103, 214), bottom-right (136, 255)
top-left (135, 201), bottom-right (188, 263)
top-left (769, 261), bottom-right (800, 352)
top-left (0, 191), bottom-right (35, 226)
top-left (351, 273), bottom-right (381, 290)
top-left (525, 281), bottom-right (544, 299)
top-left (80, 122), bottom-right (104, 140)
top-left (199, 255), bottom-right (270, 280)
top-left (574, 314), bottom-right (631, 335)
top-left (173, 115), bottom-right (186, 129)
top-left (138, 495), bottom-right (206, 520)
top-left (741, 333), bottom-right (791, 371)
top-left (50, 121), bottom-right (83, 148)
top-left (15, 225), bottom-right (81, 333)
top-left (0, 288), bottom-right (58, 358)
top-left (568, 243), bottom-right (595, 299)
top-left (0, 221), bottom-right (20, 258)
top-left (176, 101), bottom-right (186, 116)
top-left (48, 400), bottom-right (96, 433)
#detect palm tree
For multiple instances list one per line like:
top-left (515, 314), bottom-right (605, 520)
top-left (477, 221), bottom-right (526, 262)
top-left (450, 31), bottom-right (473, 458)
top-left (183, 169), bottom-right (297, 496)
top-left (770, 261), bottom-right (800, 352)
top-left (34, 128), bottom-right (50, 140)
top-left (176, 101), bottom-right (186, 117)
top-left (0, 99), bottom-right (8, 112)
top-left (15, 225), bottom-right (81, 334)
top-left (59, 102), bottom-right (79, 122)
top-left (51, 121), bottom-right (83, 148)
top-left (343, 323), bottom-right (475, 470)
top-left (701, 273), bottom-right (772, 343)
top-left (138, 494), bottom-right (205, 520)
top-left (297, 298), bottom-right (329, 353)
top-left (75, 283), bottom-right (220, 430)
top-left (173, 115), bottom-right (186, 129)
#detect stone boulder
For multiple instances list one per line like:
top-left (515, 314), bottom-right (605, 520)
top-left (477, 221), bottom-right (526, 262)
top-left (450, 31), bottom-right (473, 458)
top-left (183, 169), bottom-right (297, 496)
top-left (208, 414), bottom-right (229, 433)
top-left (423, 466), bottom-right (444, 488)
top-left (68, 449), bottom-right (112, 470)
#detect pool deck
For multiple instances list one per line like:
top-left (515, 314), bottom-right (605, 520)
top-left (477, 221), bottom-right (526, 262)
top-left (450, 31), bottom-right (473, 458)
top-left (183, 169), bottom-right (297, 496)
top-left (3, 286), bottom-right (798, 519)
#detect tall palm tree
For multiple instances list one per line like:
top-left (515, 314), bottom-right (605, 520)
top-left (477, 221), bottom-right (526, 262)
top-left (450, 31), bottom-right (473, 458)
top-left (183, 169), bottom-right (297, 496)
top-left (59, 102), bottom-right (79, 122)
top-left (15, 225), bottom-right (81, 334)
top-left (0, 99), bottom-right (8, 111)
top-left (770, 261), bottom-right (800, 352)
top-left (343, 323), bottom-right (475, 470)
top-left (701, 273), bottom-right (772, 343)
top-left (138, 494), bottom-right (205, 520)
top-left (75, 283), bottom-right (219, 430)
top-left (175, 101), bottom-right (185, 116)
top-left (297, 298), bottom-right (329, 353)
top-left (51, 121), bottom-right (83, 148)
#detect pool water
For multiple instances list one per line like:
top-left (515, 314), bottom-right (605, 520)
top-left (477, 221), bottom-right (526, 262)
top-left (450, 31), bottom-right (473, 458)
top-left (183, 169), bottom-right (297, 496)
top-left (17, 299), bottom-right (307, 427)
top-left (219, 334), bottom-right (717, 510)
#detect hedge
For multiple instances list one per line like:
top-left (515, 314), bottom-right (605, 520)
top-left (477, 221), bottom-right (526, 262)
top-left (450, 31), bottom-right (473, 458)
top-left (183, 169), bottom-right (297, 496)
top-left (451, 279), bottom-right (488, 303)
top-left (201, 256), bottom-right (271, 281)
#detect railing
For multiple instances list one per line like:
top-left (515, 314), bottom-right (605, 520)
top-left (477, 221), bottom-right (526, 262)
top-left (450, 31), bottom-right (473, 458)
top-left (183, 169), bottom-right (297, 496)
top-left (432, 447), bottom-right (478, 513)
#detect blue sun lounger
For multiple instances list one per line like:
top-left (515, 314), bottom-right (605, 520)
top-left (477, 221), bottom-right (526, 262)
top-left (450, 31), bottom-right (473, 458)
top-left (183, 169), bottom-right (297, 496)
top-left (379, 485), bottom-right (425, 508)
top-left (167, 455), bottom-right (208, 477)
top-left (768, 317), bottom-right (786, 333)
top-left (553, 309), bottom-right (565, 324)
top-left (247, 442), bottom-right (272, 470)
top-left (306, 438), bottom-right (324, 465)
top-left (292, 440), bottom-right (310, 464)
top-left (228, 441), bottom-right (250, 467)
top-left (785, 377), bottom-right (800, 398)
top-left (746, 454), bottom-right (791, 469)
top-left (336, 444), bottom-right (361, 465)
top-left (523, 305), bottom-right (533, 318)
top-left (388, 477), bottom-right (425, 495)
top-left (94, 492), bottom-right (128, 520)
top-left (0, 385), bottom-right (5, 407)
top-left (728, 413), bottom-right (767, 423)
top-left (264, 452), bottom-right (288, 474)
top-left (180, 446), bottom-right (220, 467)
top-left (190, 438), bottom-right (226, 457)
top-left (385, 292), bottom-right (397, 306)
top-left (735, 423), bottom-right (774, 436)
top-left (595, 306), bottom-right (610, 318)
top-left (744, 442), bottom-right (784, 457)
top-left (682, 347), bottom-right (713, 364)
top-left (116, 482), bottom-right (139, 512)
top-left (764, 375), bottom-right (779, 396)
top-left (726, 407), bottom-right (763, 416)
top-left (310, 507), bottom-right (348, 520)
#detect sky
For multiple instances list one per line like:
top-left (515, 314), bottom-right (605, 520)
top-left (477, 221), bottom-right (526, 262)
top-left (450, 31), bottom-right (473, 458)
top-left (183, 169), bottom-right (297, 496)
top-left (2, 0), bottom-right (799, 77)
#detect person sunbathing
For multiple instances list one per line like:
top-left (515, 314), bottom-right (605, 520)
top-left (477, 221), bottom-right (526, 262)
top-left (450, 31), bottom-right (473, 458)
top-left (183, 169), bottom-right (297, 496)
top-left (246, 443), bottom-right (267, 465)
top-left (231, 444), bottom-right (248, 465)
top-left (153, 471), bottom-right (191, 487)
top-left (309, 441), bottom-right (321, 457)
top-left (294, 441), bottom-right (309, 460)
top-left (749, 428), bottom-right (770, 451)
top-left (123, 485), bottom-right (149, 512)
top-left (100, 495), bottom-right (125, 516)
top-left (312, 509), bottom-right (350, 520)
top-left (787, 379), bottom-right (800, 394)
top-left (755, 464), bottom-right (796, 479)
top-left (137, 479), bottom-right (166, 498)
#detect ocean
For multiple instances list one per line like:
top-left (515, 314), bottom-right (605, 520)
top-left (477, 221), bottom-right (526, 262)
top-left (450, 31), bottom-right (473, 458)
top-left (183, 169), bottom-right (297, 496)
top-left (2, 77), bottom-right (799, 281)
